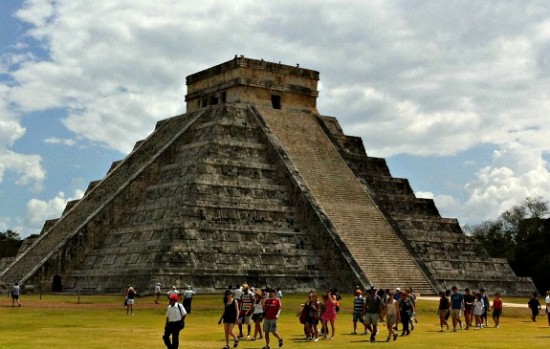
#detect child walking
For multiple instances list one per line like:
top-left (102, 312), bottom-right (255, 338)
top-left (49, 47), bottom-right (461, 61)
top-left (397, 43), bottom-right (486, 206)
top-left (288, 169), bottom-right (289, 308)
top-left (473, 293), bottom-right (484, 329)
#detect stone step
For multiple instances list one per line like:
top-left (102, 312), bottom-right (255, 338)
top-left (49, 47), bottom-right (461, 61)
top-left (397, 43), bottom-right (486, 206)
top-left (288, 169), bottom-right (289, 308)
top-left (1, 109), bottom-right (207, 284)
top-left (256, 106), bottom-right (435, 293)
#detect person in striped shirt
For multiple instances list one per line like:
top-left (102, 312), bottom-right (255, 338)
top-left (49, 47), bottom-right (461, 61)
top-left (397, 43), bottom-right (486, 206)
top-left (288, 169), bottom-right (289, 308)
top-left (351, 288), bottom-right (367, 335)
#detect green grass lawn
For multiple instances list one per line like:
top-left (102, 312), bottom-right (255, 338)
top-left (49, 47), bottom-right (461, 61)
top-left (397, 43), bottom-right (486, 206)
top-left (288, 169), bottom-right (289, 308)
top-left (1, 293), bottom-right (548, 349)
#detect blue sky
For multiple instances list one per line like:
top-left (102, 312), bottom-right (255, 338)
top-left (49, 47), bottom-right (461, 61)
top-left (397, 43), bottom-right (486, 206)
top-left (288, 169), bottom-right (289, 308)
top-left (2, 1), bottom-right (550, 238)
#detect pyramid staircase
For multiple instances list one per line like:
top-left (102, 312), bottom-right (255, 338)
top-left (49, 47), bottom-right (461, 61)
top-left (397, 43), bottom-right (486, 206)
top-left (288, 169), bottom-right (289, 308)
top-left (317, 115), bottom-right (536, 295)
top-left (253, 106), bottom-right (437, 294)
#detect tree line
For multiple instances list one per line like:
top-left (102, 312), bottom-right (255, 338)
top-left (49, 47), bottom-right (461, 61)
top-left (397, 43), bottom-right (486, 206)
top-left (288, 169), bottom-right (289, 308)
top-left (464, 197), bottom-right (550, 294)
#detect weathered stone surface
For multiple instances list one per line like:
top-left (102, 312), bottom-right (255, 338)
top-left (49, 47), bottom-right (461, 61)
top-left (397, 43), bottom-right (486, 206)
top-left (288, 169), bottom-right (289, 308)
top-left (0, 57), bottom-right (535, 295)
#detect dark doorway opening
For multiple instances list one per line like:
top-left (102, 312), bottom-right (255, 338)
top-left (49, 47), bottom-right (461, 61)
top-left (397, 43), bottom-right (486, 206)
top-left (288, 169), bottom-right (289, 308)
top-left (52, 275), bottom-right (62, 292)
top-left (271, 95), bottom-right (281, 109)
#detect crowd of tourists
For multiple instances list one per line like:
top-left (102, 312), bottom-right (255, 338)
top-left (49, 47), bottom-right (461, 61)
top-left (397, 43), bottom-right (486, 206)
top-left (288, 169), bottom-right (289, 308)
top-left (295, 285), bottom-right (418, 343)
top-left (437, 286), bottom-right (499, 331)
top-left (6, 279), bottom-right (550, 349)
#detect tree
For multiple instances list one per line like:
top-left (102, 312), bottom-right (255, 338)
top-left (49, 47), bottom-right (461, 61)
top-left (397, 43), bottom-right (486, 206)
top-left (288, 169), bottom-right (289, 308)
top-left (0, 229), bottom-right (21, 241)
top-left (469, 197), bottom-right (550, 293)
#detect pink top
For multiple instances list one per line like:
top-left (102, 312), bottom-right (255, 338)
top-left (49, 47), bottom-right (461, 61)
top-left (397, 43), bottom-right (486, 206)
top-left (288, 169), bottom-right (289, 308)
top-left (321, 295), bottom-right (337, 321)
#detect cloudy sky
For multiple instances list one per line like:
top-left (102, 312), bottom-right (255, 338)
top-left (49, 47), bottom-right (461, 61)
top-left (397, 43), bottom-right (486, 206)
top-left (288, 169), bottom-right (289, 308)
top-left (1, 0), bottom-right (550, 238)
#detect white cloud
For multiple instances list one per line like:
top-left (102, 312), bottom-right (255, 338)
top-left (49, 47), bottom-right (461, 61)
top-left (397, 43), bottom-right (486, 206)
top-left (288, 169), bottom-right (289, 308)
top-left (44, 137), bottom-right (76, 146)
top-left (458, 144), bottom-right (550, 224)
top-left (23, 189), bottom-right (85, 235)
top-left (1, 0), bottom-right (550, 230)
top-left (0, 150), bottom-right (45, 188)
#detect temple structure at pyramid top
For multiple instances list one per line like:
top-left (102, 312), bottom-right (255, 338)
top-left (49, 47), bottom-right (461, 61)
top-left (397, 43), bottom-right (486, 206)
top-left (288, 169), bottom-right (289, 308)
top-left (185, 55), bottom-right (319, 112)
top-left (0, 56), bottom-right (535, 296)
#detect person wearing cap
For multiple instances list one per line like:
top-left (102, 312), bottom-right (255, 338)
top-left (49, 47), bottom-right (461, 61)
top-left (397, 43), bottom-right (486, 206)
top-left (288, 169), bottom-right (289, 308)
top-left (363, 287), bottom-right (382, 342)
top-left (263, 288), bottom-right (283, 349)
top-left (163, 293), bottom-right (187, 349)
top-left (252, 290), bottom-right (265, 341)
top-left (393, 288), bottom-right (401, 302)
top-left (238, 283), bottom-right (254, 339)
top-left (183, 285), bottom-right (196, 314)
top-left (167, 286), bottom-right (180, 300)
top-left (155, 283), bottom-right (162, 304)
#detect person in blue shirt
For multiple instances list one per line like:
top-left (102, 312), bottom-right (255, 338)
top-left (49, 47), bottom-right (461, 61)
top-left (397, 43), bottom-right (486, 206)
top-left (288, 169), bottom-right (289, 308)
top-left (449, 286), bottom-right (464, 331)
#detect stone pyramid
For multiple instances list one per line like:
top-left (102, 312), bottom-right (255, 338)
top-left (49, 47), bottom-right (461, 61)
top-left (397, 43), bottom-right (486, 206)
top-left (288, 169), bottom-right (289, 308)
top-left (1, 56), bottom-right (534, 295)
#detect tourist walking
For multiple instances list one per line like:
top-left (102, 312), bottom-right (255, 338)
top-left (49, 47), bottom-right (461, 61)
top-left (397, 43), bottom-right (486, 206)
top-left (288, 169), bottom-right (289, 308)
top-left (263, 288), bottom-right (283, 349)
top-left (167, 286), bottom-right (180, 300)
top-left (163, 293), bottom-right (187, 349)
top-left (218, 289), bottom-right (239, 349)
top-left (363, 287), bottom-right (382, 342)
top-left (350, 289), bottom-right (365, 335)
top-left (182, 285), bottom-right (196, 313)
top-left (385, 291), bottom-right (400, 341)
top-left (238, 283), bottom-right (254, 339)
top-left (437, 291), bottom-right (450, 331)
top-left (490, 292), bottom-right (503, 328)
top-left (398, 290), bottom-right (414, 336)
top-left (473, 293), bottom-right (485, 329)
top-left (528, 292), bottom-right (541, 322)
top-left (463, 288), bottom-right (474, 329)
top-left (450, 286), bottom-right (464, 331)
top-left (320, 288), bottom-right (337, 340)
top-left (11, 282), bottom-right (21, 307)
top-left (479, 288), bottom-right (490, 326)
top-left (126, 286), bottom-right (136, 315)
top-left (306, 291), bottom-right (321, 341)
top-left (155, 283), bottom-right (162, 304)
top-left (252, 291), bottom-right (264, 341)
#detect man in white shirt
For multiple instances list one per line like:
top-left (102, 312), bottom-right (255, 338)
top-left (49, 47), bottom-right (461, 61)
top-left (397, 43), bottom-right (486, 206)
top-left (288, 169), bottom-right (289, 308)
top-left (155, 283), bottom-right (162, 304)
top-left (163, 294), bottom-right (187, 349)
top-left (11, 282), bottom-right (21, 307)
top-left (545, 290), bottom-right (550, 327)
